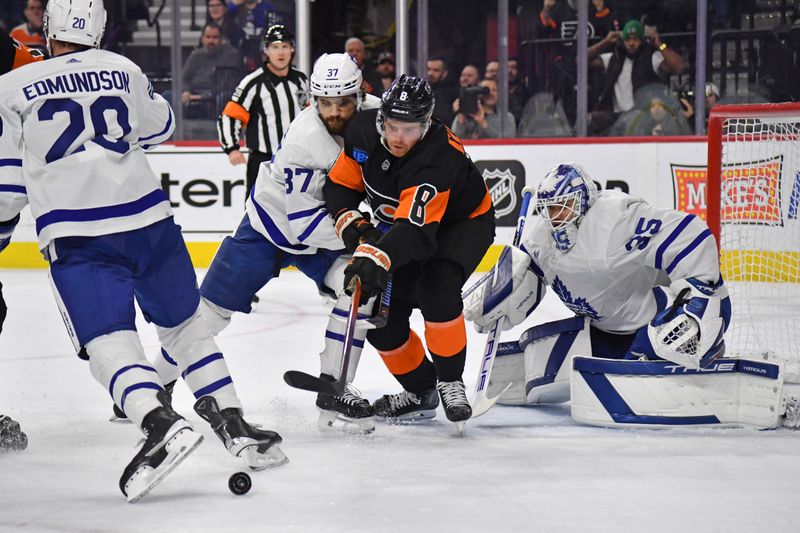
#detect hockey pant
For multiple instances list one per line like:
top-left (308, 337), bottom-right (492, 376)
top-left (47, 217), bottom-right (241, 427)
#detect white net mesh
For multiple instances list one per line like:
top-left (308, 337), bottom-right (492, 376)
top-left (716, 113), bottom-right (800, 359)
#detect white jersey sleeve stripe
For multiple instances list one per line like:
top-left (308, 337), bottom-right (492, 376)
top-left (35, 188), bottom-right (168, 234)
top-left (296, 211), bottom-right (330, 243)
top-left (249, 189), bottom-right (310, 252)
top-left (654, 213), bottom-right (696, 270)
top-left (0, 158), bottom-right (23, 168)
top-left (138, 106), bottom-right (174, 144)
top-left (665, 229), bottom-right (713, 275)
top-left (287, 205), bottom-right (326, 220)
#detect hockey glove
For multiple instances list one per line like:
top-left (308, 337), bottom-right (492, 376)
top-left (463, 246), bottom-right (545, 333)
top-left (335, 209), bottom-right (383, 254)
top-left (344, 243), bottom-right (391, 305)
top-left (647, 277), bottom-right (730, 369)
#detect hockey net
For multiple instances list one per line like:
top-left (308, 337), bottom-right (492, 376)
top-left (707, 103), bottom-right (800, 360)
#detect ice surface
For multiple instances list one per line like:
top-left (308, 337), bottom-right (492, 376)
top-left (1, 270), bottom-right (798, 532)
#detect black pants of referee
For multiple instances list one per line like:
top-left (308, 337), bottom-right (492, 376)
top-left (245, 151), bottom-right (271, 199)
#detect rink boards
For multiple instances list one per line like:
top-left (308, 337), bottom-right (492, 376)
top-left (2, 136), bottom-right (797, 275)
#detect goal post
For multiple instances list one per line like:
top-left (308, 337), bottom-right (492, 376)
top-left (706, 102), bottom-right (800, 359)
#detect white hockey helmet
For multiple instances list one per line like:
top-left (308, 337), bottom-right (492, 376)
top-left (44, 0), bottom-right (107, 54)
top-left (310, 53), bottom-right (363, 109)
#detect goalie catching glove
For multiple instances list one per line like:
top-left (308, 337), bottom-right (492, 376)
top-left (344, 243), bottom-right (391, 305)
top-left (335, 209), bottom-right (383, 254)
top-left (463, 246), bottom-right (545, 334)
top-left (647, 277), bottom-right (731, 369)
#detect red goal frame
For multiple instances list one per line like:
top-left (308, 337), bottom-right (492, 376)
top-left (706, 102), bottom-right (800, 248)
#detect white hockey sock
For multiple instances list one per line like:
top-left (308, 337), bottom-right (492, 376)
top-left (319, 296), bottom-right (369, 383)
top-left (157, 307), bottom-right (242, 412)
top-left (86, 330), bottom-right (163, 428)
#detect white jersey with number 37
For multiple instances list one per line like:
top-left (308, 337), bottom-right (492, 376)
top-left (0, 49), bottom-right (175, 249)
top-left (520, 189), bottom-right (721, 333)
top-left (246, 94), bottom-right (380, 255)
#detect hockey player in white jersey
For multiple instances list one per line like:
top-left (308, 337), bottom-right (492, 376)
top-left (0, 0), bottom-right (287, 502)
top-left (150, 53), bottom-right (383, 434)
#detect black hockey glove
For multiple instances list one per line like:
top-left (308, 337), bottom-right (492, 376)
top-left (335, 209), bottom-right (383, 254)
top-left (344, 243), bottom-right (391, 305)
top-left (0, 282), bottom-right (6, 334)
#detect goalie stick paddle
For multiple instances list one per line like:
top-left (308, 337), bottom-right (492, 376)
top-left (471, 188), bottom-right (534, 418)
top-left (284, 276), bottom-right (373, 396)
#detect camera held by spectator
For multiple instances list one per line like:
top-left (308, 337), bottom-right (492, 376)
top-left (459, 85), bottom-right (490, 116)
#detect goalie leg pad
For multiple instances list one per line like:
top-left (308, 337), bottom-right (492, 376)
top-left (570, 356), bottom-right (785, 429)
top-left (488, 316), bottom-right (590, 405)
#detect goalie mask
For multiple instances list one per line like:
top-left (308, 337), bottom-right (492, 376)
top-left (44, 0), bottom-right (107, 55)
top-left (535, 163), bottom-right (597, 252)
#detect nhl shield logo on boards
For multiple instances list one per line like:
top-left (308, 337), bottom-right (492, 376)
top-left (484, 168), bottom-right (517, 217)
top-left (474, 160), bottom-right (525, 227)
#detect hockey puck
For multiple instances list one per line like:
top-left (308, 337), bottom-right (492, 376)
top-left (228, 472), bottom-right (252, 495)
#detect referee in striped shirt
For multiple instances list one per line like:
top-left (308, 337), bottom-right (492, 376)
top-left (218, 24), bottom-right (309, 197)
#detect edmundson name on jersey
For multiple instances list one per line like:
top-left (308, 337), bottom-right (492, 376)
top-left (22, 69), bottom-right (131, 101)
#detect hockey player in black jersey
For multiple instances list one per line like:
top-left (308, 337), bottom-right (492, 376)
top-left (324, 75), bottom-right (495, 430)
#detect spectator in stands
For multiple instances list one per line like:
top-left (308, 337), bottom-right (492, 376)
top-left (588, 19), bottom-right (686, 134)
top-left (484, 60), bottom-right (498, 81)
top-left (427, 56), bottom-right (458, 126)
top-left (451, 78), bottom-right (516, 139)
top-left (508, 57), bottom-right (530, 126)
top-left (229, 0), bottom-right (279, 71)
top-left (180, 23), bottom-right (242, 114)
top-left (345, 36), bottom-right (382, 95)
top-left (375, 51), bottom-right (396, 92)
top-left (0, 1), bottom-right (25, 31)
top-left (626, 96), bottom-right (692, 136)
top-left (208, 0), bottom-right (245, 49)
top-left (681, 82), bottom-right (721, 127)
top-left (590, 0), bottom-right (619, 38)
top-left (528, 0), bottom-right (575, 98)
top-left (459, 64), bottom-right (480, 88)
top-left (10, 0), bottom-right (45, 53)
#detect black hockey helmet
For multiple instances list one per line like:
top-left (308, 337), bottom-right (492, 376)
top-left (376, 74), bottom-right (435, 137)
top-left (263, 24), bottom-right (294, 48)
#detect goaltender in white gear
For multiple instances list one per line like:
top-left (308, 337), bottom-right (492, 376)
top-left (464, 163), bottom-right (800, 430)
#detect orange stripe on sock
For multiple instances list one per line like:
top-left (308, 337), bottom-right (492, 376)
top-left (379, 330), bottom-right (426, 375)
top-left (424, 315), bottom-right (467, 357)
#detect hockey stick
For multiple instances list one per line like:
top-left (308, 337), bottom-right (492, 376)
top-left (471, 188), bottom-right (535, 418)
top-left (284, 276), bottom-right (382, 396)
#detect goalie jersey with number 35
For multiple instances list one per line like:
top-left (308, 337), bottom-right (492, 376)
top-left (520, 184), bottom-right (722, 335)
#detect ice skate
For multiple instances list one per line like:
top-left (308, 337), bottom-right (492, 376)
top-left (372, 388), bottom-right (439, 421)
top-left (119, 391), bottom-right (203, 503)
top-left (316, 381), bottom-right (375, 434)
top-left (110, 380), bottom-right (176, 423)
top-left (194, 396), bottom-right (288, 471)
top-left (437, 380), bottom-right (471, 436)
top-left (0, 415), bottom-right (28, 452)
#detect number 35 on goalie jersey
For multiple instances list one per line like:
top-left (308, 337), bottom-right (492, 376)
top-left (326, 109), bottom-right (492, 265)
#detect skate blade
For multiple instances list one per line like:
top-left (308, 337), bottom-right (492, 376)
top-left (126, 429), bottom-right (204, 503)
top-left (454, 421), bottom-right (466, 438)
top-left (317, 410), bottom-right (376, 435)
top-left (377, 409), bottom-right (437, 423)
top-left (238, 443), bottom-right (289, 471)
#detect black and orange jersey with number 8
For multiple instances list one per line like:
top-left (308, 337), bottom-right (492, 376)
top-left (325, 108), bottom-right (493, 269)
top-left (0, 31), bottom-right (44, 76)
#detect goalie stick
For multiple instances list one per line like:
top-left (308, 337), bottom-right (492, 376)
top-left (470, 188), bottom-right (535, 417)
top-left (284, 277), bottom-right (392, 396)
